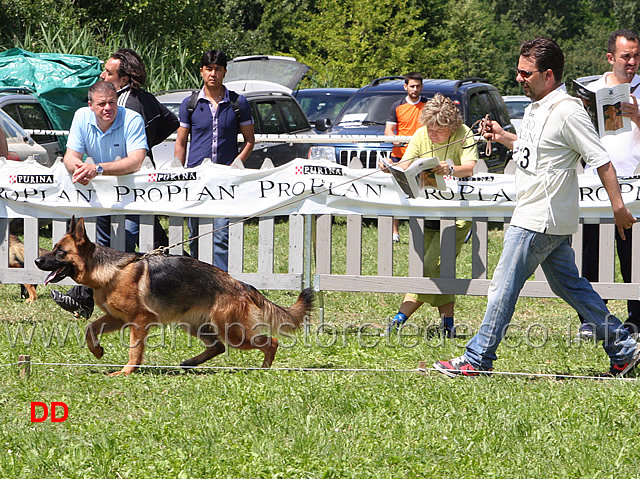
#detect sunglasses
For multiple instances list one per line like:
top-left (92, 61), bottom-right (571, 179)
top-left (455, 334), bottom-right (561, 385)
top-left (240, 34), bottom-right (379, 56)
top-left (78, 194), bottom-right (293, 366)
top-left (516, 68), bottom-right (545, 79)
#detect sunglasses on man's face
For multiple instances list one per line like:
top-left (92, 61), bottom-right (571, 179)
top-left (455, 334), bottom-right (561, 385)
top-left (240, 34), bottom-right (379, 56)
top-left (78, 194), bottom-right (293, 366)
top-left (516, 68), bottom-right (544, 79)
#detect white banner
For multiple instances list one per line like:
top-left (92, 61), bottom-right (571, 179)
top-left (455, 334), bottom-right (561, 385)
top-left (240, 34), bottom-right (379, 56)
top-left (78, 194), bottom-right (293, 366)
top-left (2, 157), bottom-right (640, 220)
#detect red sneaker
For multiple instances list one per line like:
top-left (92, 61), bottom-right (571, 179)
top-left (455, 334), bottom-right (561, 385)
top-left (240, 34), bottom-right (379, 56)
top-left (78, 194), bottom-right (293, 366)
top-left (609, 348), bottom-right (640, 377)
top-left (433, 355), bottom-right (491, 378)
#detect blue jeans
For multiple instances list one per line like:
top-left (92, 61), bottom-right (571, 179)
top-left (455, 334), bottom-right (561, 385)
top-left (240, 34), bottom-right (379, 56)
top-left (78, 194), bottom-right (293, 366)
top-left (465, 226), bottom-right (637, 370)
top-left (187, 217), bottom-right (229, 272)
top-left (96, 215), bottom-right (139, 252)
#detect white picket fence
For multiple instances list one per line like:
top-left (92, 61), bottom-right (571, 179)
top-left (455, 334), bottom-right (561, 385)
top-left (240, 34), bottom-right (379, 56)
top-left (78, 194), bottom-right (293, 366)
top-left (1, 157), bottom-right (639, 325)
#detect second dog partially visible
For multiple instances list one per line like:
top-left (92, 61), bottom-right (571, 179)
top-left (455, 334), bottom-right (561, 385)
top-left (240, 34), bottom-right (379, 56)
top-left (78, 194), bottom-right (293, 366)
top-left (9, 234), bottom-right (48, 303)
top-left (35, 217), bottom-right (314, 376)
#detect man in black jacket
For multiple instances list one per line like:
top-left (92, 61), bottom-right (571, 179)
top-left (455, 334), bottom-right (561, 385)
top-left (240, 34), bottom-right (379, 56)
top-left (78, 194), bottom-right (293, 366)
top-left (51, 49), bottom-right (179, 319)
top-left (100, 48), bottom-right (179, 162)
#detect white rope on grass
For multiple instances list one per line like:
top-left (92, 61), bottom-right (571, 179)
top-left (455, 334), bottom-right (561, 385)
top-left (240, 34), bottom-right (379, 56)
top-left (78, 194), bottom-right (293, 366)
top-left (32, 362), bottom-right (418, 373)
top-left (0, 362), bottom-right (19, 368)
top-left (16, 361), bottom-right (640, 380)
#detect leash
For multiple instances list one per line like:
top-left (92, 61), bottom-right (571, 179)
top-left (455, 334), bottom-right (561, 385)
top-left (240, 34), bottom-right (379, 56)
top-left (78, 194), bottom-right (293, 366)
top-left (136, 116), bottom-right (494, 259)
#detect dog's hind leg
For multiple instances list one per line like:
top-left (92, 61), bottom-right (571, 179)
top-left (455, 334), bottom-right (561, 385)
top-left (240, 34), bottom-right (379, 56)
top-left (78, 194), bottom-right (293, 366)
top-left (234, 334), bottom-right (279, 368)
top-left (180, 323), bottom-right (226, 369)
top-left (256, 336), bottom-right (279, 368)
top-left (85, 314), bottom-right (126, 360)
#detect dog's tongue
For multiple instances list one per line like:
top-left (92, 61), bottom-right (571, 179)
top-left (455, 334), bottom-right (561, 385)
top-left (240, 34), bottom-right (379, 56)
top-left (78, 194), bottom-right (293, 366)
top-left (44, 268), bottom-right (65, 285)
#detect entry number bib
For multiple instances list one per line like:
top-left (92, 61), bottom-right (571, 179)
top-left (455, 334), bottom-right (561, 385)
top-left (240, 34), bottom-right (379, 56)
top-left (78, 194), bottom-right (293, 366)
top-left (514, 105), bottom-right (551, 174)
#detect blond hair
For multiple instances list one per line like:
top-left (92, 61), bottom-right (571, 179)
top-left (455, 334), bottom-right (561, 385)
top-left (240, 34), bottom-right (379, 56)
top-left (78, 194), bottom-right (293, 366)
top-left (420, 93), bottom-right (463, 131)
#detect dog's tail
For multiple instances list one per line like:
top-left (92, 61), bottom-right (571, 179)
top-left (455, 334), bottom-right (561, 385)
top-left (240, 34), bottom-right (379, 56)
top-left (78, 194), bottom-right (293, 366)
top-left (249, 287), bottom-right (315, 332)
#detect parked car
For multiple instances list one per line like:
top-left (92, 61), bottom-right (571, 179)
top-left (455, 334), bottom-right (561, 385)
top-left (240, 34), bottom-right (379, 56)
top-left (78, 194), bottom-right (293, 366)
top-left (502, 95), bottom-right (531, 130)
top-left (293, 88), bottom-right (357, 128)
top-left (309, 76), bottom-right (515, 172)
top-left (153, 55), bottom-right (317, 169)
top-left (0, 107), bottom-right (49, 163)
top-left (0, 88), bottom-right (63, 165)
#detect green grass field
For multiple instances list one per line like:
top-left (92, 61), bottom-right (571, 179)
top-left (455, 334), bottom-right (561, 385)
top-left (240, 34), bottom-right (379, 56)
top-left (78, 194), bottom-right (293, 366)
top-left (1, 220), bottom-right (639, 478)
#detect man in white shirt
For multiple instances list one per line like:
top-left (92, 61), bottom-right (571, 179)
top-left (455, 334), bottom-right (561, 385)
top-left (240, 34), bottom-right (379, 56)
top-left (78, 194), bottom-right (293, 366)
top-left (433, 37), bottom-right (640, 378)
top-left (579, 29), bottom-right (640, 338)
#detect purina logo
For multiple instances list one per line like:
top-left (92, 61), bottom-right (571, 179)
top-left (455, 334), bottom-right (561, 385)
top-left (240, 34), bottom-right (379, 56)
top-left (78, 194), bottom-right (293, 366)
top-left (294, 165), bottom-right (344, 176)
top-left (9, 175), bottom-right (54, 184)
top-left (148, 171), bottom-right (198, 182)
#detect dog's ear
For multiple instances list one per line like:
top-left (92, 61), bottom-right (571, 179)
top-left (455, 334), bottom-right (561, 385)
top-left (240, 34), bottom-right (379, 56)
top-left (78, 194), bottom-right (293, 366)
top-left (71, 217), bottom-right (90, 246)
top-left (68, 215), bottom-right (76, 234)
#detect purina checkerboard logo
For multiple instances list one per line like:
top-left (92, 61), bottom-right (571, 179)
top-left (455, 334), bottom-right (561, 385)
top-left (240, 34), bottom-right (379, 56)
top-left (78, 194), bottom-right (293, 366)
top-left (148, 171), bottom-right (198, 182)
top-left (8, 175), bottom-right (54, 184)
top-left (295, 165), bottom-right (344, 176)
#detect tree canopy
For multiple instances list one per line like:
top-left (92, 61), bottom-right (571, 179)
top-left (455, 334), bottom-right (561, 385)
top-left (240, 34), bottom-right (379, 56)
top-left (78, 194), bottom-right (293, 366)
top-left (0, 0), bottom-right (638, 94)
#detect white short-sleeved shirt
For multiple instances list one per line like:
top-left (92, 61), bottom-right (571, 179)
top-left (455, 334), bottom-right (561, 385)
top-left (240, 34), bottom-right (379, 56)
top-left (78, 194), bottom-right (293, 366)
top-left (511, 85), bottom-right (610, 235)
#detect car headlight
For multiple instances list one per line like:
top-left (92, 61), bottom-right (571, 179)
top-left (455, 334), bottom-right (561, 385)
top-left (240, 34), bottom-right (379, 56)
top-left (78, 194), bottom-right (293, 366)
top-left (308, 146), bottom-right (336, 161)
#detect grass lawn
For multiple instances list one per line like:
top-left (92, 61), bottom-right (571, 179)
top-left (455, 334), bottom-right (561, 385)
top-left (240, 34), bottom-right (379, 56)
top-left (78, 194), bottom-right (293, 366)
top-left (1, 219), bottom-right (639, 478)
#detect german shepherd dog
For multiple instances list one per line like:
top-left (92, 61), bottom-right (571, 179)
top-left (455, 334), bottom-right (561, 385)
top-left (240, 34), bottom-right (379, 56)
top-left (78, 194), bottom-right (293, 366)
top-left (35, 217), bottom-right (314, 376)
top-left (9, 234), bottom-right (49, 303)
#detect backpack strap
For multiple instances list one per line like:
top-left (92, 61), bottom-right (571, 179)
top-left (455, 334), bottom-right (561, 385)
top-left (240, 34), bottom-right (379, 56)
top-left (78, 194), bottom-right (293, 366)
top-left (186, 90), bottom-right (200, 125)
top-left (228, 90), bottom-right (241, 130)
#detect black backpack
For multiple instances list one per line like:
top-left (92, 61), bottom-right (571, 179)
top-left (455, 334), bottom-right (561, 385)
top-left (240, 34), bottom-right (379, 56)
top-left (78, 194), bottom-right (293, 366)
top-left (186, 89), bottom-right (242, 129)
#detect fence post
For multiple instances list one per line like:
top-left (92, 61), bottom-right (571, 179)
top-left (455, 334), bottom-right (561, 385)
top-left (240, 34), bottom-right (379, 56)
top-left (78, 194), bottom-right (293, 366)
top-left (18, 354), bottom-right (31, 379)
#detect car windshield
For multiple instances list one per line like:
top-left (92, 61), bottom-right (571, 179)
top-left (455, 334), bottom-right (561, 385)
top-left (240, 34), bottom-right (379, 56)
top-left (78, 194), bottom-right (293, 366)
top-left (336, 92), bottom-right (408, 125)
top-left (505, 100), bottom-right (530, 120)
top-left (296, 92), bottom-right (353, 122)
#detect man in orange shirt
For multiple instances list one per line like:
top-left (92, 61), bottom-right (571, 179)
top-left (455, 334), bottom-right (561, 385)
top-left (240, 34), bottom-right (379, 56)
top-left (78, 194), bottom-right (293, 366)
top-left (385, 72), bottom-right (426, 242)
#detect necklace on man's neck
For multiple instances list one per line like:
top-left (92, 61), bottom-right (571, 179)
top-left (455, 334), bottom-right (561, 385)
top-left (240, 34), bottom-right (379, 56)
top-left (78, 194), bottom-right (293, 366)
top-left (206, 87), bottom-right (224, 103)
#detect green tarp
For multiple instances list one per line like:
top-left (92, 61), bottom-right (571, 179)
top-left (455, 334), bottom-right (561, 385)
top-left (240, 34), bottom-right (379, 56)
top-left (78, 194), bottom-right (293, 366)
top-left (0, 48), bottom-right (101, 131)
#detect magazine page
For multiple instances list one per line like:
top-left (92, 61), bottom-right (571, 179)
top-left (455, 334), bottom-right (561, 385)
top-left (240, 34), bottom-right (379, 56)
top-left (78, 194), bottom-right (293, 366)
top-left (572, 80), bottom-right (598, 130)
top-left (594, 83), bottom-right (631, 137)
top-left (572, 79), bottom-right (631, 136)
top-left (381, 157), bottom-right (445, 198)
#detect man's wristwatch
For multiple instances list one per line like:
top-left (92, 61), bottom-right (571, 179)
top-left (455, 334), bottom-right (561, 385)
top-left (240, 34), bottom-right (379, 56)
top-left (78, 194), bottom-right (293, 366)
top-left (96, 164), bottom-right (104, 176)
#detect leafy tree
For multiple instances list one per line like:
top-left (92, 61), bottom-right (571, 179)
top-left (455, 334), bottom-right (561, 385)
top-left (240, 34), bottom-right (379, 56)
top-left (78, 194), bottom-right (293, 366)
top-left (289, 0), bottom-right (429, 87)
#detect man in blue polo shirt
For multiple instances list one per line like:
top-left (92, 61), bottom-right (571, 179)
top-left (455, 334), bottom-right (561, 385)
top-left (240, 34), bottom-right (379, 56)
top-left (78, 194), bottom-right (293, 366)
top-left (52, 81), bottom-right (147, 319)
top-left (64, 81), bottom-right (147, 185)
top-left (174, 49), bottom-right (255, 271)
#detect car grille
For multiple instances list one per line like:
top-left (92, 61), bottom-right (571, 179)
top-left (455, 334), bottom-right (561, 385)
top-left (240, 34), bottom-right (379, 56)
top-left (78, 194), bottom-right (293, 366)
top-left (338, 148), bottom-right (390, 168)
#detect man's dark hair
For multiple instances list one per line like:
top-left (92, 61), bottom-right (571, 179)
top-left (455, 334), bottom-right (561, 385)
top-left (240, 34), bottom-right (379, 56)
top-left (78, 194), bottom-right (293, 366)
top-left (608, 29), bottom-right (640, 55)
top-left (200, 50), bottom-right (228, 69)
top-left (110, 48), bottom-right (147, 89)
top-left (88, 81), bottom-right (116, 102)
top-left (405, 72), bottom-right (423, 84)
top-left (520, 37), bottom-right (564, 83)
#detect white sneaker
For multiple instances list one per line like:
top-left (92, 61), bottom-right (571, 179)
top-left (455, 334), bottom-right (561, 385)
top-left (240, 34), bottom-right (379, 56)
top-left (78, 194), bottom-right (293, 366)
top-left (392, 233), bottom-right (400, 243)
